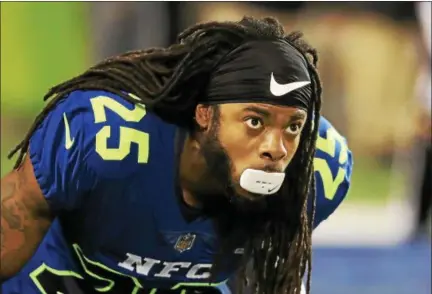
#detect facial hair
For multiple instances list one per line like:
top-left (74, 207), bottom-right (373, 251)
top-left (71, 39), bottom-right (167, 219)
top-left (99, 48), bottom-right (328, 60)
top-left (193, 124), bottom-right (269, 216)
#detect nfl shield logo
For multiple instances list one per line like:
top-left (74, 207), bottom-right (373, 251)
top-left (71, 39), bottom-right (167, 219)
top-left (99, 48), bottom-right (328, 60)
top-left (174, 233), bottom-right (196, 253)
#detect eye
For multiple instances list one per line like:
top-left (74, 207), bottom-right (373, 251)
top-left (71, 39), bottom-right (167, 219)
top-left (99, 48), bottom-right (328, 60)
top-left (245, 117), bottom-right (263, 130)
top-left (285, 123), bottom-right (303, 135)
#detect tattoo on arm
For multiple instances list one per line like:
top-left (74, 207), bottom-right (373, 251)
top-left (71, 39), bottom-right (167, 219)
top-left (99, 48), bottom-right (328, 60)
top-left (1, 156), bottom-right (53, 280)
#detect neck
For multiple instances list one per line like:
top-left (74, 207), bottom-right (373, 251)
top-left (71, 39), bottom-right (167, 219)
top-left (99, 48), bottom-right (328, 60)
top-left (181, 187), bottom-right (201, 208)
top-left (178, 132), bottom-right (206, 208)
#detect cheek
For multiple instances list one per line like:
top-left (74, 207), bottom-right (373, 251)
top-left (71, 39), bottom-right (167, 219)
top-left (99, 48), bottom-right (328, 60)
top-left (285, 136), bottom-right (302, 163)
top-left (218, 125), bottom-right (257, 177)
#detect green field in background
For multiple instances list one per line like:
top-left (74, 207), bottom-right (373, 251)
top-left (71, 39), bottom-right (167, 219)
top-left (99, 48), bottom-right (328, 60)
top-left (1, 2), bottom-right (90, 116)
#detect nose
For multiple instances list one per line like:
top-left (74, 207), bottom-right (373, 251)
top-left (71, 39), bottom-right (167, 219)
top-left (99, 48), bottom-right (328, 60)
top-left (259, 131), bottom-right (288, 162)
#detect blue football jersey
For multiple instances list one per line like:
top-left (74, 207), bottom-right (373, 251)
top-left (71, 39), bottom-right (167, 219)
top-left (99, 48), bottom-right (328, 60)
top-left (1, 90), bottom-right (353, 294)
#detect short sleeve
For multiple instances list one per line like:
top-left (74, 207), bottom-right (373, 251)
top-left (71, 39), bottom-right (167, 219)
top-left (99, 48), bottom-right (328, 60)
top-left (29, 93), bottom-right (97, 212)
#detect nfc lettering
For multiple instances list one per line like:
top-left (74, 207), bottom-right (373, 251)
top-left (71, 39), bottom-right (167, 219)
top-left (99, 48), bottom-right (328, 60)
top-left (117, 253), bottom-right (161, 276)
top-left (117, 253), bottom-right (213, 280)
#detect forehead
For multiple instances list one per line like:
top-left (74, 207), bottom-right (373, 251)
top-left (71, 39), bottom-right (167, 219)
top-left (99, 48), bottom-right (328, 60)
top-left (219, 103), bottom-right (307, 118)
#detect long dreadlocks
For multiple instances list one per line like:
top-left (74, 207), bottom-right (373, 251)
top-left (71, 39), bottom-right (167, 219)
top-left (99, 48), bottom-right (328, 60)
top-left (9, 16), bottom-right (322, 294)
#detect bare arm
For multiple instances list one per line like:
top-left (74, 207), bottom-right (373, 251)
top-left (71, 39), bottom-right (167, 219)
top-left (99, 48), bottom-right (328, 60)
top-left (1, 155), bottom-right (54, 281)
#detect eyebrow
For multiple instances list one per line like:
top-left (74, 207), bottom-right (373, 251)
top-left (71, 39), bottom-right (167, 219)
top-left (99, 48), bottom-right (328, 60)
top-left (289, 111), bottom-right (307, 122)
top-left (243, 106), bottom-right (271, 118)
top-left (243, 106), bottom-right (307, 121)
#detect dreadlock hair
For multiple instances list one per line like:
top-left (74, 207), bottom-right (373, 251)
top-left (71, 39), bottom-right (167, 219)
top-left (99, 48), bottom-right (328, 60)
top-left (9, 16), bottom-right (322, 294)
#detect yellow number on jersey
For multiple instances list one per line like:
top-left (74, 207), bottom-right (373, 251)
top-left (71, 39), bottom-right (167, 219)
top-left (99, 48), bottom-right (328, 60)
top-left (90, 95), bottom-right (149, 163)
top-left (314, 127), bottom-right (349, 200)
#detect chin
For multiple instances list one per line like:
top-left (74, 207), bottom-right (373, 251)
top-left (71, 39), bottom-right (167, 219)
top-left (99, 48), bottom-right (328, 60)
top-left (230, 187), bottom-right (269, 213)
top-left (234, 186), bottom-right (266, 202)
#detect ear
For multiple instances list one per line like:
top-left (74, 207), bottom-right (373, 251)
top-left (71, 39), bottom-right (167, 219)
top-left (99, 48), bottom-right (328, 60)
top-left (195, 104), bottom-right (212, 130)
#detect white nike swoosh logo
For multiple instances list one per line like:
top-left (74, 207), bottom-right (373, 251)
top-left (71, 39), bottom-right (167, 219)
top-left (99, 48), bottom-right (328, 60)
top-left (63, 113), bottom-right (75, 150)
top-left (269, 72), bottom-right (310, 97)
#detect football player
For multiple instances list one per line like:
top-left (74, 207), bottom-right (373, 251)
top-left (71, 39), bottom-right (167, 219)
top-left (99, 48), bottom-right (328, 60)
top-left (1, 17), bottom-right (353, 294)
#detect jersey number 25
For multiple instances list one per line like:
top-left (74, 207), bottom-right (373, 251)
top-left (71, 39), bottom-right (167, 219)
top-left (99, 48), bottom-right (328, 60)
top-left (90, 95), bottom-right (149, 163)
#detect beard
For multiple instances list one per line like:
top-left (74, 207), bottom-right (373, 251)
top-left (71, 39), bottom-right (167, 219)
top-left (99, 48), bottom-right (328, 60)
top-left (190, 124), bottom-right (269, 216)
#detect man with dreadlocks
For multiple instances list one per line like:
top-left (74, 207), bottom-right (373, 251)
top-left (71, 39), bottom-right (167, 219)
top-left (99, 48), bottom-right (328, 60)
top-left (1, 17), bottom-right (352, 294)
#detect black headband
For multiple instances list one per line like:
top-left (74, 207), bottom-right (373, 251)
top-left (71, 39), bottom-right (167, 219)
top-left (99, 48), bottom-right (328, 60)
top-left (201, 40), bottom-right (312, 110)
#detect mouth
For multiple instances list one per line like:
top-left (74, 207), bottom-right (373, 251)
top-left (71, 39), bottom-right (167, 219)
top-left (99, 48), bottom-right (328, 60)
top-left (234, 180), bottom-right (280, 199)
top-left (252, 165), bottom-right (284, 173)
top-left (237, 167), bottom-right (286, 197)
